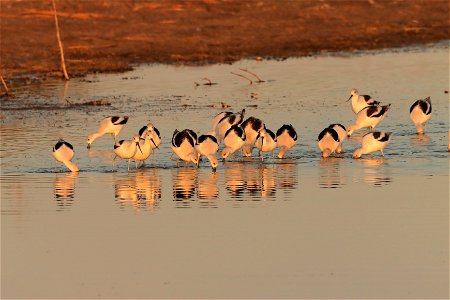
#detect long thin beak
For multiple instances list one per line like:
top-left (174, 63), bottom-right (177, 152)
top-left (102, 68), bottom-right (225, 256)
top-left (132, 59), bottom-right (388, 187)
top-left (261, 136), bottom-right (264, 147)
top-left (136, 142), bottom-right (143, 154)
top-left (346, 95), bottom-right (352, 102)
top-left (151, 138), bottom-right (159, 149)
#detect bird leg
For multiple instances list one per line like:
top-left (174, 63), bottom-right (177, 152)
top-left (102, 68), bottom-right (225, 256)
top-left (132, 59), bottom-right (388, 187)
top-left (128, 159), bottom-right (131, 172)
top-left (112, 155), bottom-right (117, 171)
top-left (381, 150), bottom-right (384, 157)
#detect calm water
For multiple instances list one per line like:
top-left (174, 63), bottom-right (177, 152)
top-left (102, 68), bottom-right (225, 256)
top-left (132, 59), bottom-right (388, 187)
top-left (1, 44), bottom-right (449, 298)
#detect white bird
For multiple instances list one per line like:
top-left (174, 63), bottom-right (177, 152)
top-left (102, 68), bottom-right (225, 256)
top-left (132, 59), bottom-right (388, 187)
top-left (171, 129), bottom-right (199, 166)
top-left (275, 124), bottom-right (297, 158)
top-left (138, 123), bottom-right (161, 150)
top-left (195, 134), bottom-right (219, 171)
top-left (409, 96), bottom-right (432, 134)
top-left (212, 111), bottom-right (233, 131)
top-left (347, 104), bottom-right (391, 137)
top-left (317, 127), bottom-right (340, 158)
top-left (221, 125), bottom-right (246, 161)
top-left (255, 128), bottom-right (277, 160)
top-left (113, 134), bottom-right (142, 172)
top-left (353, 132), bottom-right (393, 158)
top-left (87, 116), bottom-right (129, 148)
top-left (347, 88), bottom-right (380, 114)
top-left (133, 131), bottom-right (154, 168)
top-left (52, 139), bottom-right (79, 172)
top-left (241, 116), bottom-right (265, 157)
top-left (328, 123), bottom-right (346, 153)
top-left (215, 109), bottom-right (245, 142)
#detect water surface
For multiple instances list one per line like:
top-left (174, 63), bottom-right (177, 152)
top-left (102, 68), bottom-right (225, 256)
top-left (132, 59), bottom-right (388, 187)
top-left (1, 44), bottom-right (449, 299)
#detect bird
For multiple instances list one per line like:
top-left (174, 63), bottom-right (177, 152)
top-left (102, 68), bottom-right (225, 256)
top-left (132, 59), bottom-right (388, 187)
top-left (221, 125), bottom-right (246, 161)
top-left (215, 109), bottom-right (245, 142)
top-left (138, 122), bottom-right (161, 150)
top-left (275, 124), bottom-right (297, 158)
top-left (317, 127), bottom-right (340, 158)
top-left (347, 104), bottom-right (391, 137)
top-left (212, 111), bottom-right (233, 131)
top-left (328, 124), bottom-right (346, 153)
top-left (113, 134), bottom-right (142, 172)
top-left (353, 132), bottom-right (392, 158)
top-left (87, 116), bottom-right (129, 148)
top-left (241, 116), bottom-right (264, 157)
top-left (52, 139), bottom-right (79, 172)
top-left (195, 134), bottom-right (219, 171)
top-left (133, 131), bottom-right (154, 168)
top-left (347, 88), bottom-right (380, 114)
top-left (171, 129), bottom-right (199, 166)
top-left (255, 128), bottom-right (277, 160)
top-left (409, 96), bottom-right (432, 134)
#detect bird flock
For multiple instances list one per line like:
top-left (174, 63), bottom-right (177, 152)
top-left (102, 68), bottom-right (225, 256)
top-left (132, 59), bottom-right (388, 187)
top-left (52, 89), bottom-right (441, 172)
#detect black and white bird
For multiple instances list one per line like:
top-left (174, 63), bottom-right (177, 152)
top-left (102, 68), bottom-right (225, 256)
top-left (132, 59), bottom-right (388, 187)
top-left (212, 111), bottom-right (233, 131)
top-left (52, 139), bottom-right (79, 172)
top-left (241, 116), bottom-right (265, 157)
top-left (347, 104), bottom-right (391, 137)
top-left (113, 134), bottom-right (143, 172)
top-left (87, 116), bottom-right (129, 148)
top-left (409, 96), bottom-right (432, 134)
top-left (328, 124), bottom-right (346, 153)
top-left (195, 134), bottom-right (219, 171)
top-left (138, 122), bottom-right (161, 150)
top-left (347, 88), bottom-right (380, 114)
top-left (353, 132), bottom-right (392, 158)
top-left (214, 109), bottom-right (245, 143)
top-left (255, 128), bottom-right (277, 160)
top-left (133, 131), bottom-right (154, 168)
top-left (275, 124), bottom-right (297, 158)
top-left (221, 125), bottom-right (246, 161)
top-left (317, 128), bottom-right (340, 158)
top-left (171, 129), bottom-right (199, 166)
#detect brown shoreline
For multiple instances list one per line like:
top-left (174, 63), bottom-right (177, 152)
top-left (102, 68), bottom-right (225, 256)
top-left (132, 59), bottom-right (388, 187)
top-left (0, 0), bottom-right (449, 85)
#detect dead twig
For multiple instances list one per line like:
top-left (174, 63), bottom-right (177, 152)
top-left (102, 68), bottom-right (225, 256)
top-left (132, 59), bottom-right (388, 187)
top-left (230, 71), bottom-right (253, 84)
top-left (0, 75), bottom-right (10, 96)
top-left (52, 0), bottom-right (69, 80)
top-left (238, 68), bottom-right (265, 83)
top-left (195, 77), bottom-right (217, 86)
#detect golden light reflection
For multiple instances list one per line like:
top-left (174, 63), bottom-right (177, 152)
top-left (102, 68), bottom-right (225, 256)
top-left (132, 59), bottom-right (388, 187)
top-left (358, 157), bottom-right (392, 187)
top-left (173, 168), bottom-right (198, 204)
top-left (318, 157), bottom-right (344, 189)
top-left (54, 172), bottom-right (78, 210)
top-left (114, 169), bottom-right (162, 211)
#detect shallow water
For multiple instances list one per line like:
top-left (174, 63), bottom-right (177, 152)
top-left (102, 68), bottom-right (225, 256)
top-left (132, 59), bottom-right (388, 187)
top-left (1, 44), bottom-right (449, 298)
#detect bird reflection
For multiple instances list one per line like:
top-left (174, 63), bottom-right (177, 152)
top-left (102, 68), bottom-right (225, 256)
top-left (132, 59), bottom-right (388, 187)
top-left (54, 172), bottom-right (78, 210)
top-left (411, 133), bottom-right (431, 146)
top-left (197, 171), bottom-right (219, 201)
top-left (358, 157), bottom-right (391, 187)
top-left (319, 157), bottom-right (344, 188)
top-left (173, 168), bottom-right (198, 205)
top-left (114, 169), bottom-right (162, 211)
top-left (223, 162), bottom-right (246, 198)
top-left (223, 161), bottom-right (298, 200)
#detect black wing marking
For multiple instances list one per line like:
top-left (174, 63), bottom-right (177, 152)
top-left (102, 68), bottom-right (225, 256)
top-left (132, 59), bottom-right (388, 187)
top-left (372, 132), bottom-right (381, 139)
top-left (379, 132), bottom-right (392, 142)
top-left (114, 140), bottom-right (125, 149)
top-left (362, 95), bottom-right (372, 102)
top-left (225, 125), bottom-right (245, 140)
top-left (365, 106), bottom-right (379, 117)
top-left (328, 123), bottom-right (346, 132)
top-left (54, 140), bottom-right (73, 152)
top-left (172, 129), bottom-right (179, 147)
top-left (266, 129), bottom-right (276, 140)
top-left (111, 116), bottom-right (119, 124)
top-left (198, 134), bottom-right (218, 144)
top-left (153, 126), bottom-right (161, 138)
top-left (138, 126), bottom-right (147, 137)
top-left (318, 128), bottom-right (339, 142)
top-left (216, 112), bottom-right (233, 125)
top-left (242, 117), bottom-right (264, 132)
top-left (184, 129), bottom-right (197, 143)
top-left (367, 105), bottom-right (389, 118)
top-left (111, 116), bottom-right (128, 125)
top-left (173, 130), bottom-right (195, 148)
top-left (277, 124), bottom-right (297, 140)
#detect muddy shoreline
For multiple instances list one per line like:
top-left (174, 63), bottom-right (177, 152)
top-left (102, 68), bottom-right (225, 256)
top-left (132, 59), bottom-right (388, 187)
top-left (1, 0), bottom-right (449, 86)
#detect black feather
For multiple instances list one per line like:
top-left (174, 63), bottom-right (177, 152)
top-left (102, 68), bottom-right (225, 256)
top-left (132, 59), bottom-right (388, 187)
top-left (318, 128), bottom-right (339, 142)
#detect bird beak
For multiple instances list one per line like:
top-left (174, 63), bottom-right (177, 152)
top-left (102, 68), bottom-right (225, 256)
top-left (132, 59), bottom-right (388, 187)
top-left (136, 142), bottom-right (143, 154)
top-left (140, 138), bottom-right (145, 141)
top-left (261, 136), bottom-right (264, 147)
top-left (151, 138), bottom-right (159, 149)
top-left (87, 144), bottom-right (91, 149)
top-left (212, 167), bottom-right (217, 172)
top-left (346, 95), bottom-right (352, 102)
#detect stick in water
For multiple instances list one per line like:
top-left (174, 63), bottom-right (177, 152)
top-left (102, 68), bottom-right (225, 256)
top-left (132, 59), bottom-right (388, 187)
top-left (230, 72), bottom-right (253, 84)
top-left (238, 68), bottom-right (265, 83)
top-left (52, 0), bottom-right (69, 80)
top-left (0, 75), bottom-right (9, 95)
